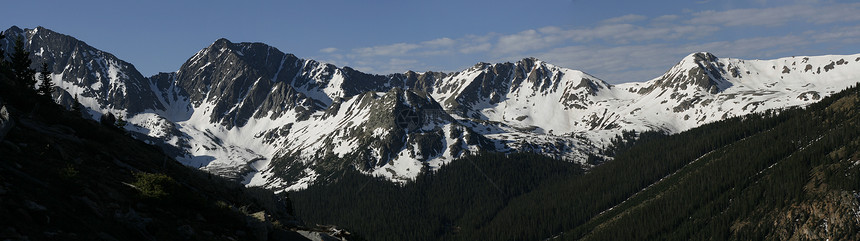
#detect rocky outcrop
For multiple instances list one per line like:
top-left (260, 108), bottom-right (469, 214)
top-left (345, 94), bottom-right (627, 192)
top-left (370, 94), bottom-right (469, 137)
top-left (0, 102), bottom-right (13, 141)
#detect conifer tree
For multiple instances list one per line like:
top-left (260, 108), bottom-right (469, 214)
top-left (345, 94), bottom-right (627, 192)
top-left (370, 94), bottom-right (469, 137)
top-left (115, 114), bottom-right (127, 129)
top-left (37, 62), bottom-right (54, 97)
top-left (10, 36), bottom-right (35, 89)
top-left (0, 32), bottom-right (6, 65)
top-left (71, 94), bottom-right (84, 114)
top-left (100, 112), bottom-right (116, 127)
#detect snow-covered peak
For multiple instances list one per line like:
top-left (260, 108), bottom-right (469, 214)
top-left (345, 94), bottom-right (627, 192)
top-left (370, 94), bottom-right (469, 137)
top-left (636, 52), bottom-right (730, 95)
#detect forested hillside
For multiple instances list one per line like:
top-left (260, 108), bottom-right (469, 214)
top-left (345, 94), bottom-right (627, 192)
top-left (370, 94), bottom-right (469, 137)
top-left (290, 83), bottom-right (860, 241)
top-left (291, 152), bottom-right (585, 241)
top-left (575, 83), bottom-right (860, 240)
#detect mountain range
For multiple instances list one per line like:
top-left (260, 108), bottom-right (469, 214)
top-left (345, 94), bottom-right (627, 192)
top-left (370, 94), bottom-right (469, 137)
top-left (3, 26), bottom-right (860, 191)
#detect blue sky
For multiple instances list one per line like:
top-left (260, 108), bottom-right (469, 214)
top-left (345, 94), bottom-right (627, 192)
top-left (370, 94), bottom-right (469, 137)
top-left (3, 0), bottom-right (860, 84)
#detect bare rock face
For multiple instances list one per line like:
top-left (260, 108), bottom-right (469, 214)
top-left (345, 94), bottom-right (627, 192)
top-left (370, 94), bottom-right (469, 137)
top-left (175, 38), bottom-right (319, 128)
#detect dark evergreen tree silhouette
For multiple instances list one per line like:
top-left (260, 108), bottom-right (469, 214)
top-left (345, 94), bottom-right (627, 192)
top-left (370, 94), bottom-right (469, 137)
top-left (0, 32), bottom-right (6, 65)
top-left (100, 112), bottom-right (116, 127)
top-left (10, 36), bottom-right (35, 89)
top-left (71, 94), bottom-right (84, 115)
top-left (37, 63), bottom-right (54, 97)
top-left (115, 114), bottom-right (127, 129)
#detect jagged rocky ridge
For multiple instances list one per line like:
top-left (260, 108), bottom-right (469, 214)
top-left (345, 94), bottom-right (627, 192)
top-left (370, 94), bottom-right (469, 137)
top-left (4, 26), bottom-right (860, 190)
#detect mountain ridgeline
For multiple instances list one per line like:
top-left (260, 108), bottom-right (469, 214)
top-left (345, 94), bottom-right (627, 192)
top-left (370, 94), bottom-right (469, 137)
top-left (3, 26), bottom-right (860, 191)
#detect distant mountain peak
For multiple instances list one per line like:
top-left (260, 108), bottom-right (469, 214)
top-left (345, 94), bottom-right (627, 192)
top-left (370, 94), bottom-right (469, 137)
top-left (685, 52), bottom-right (718, 62)
top-left (4, 25), bottom-right (23, 34)
top-left (637, 52), bottom-right (730, 95)
top-left (214, 37), bottom-right (232, 44)
top-left (517, 56), bottom-right (541, 65)
top-left (208, 38), bottom-right (241, 51)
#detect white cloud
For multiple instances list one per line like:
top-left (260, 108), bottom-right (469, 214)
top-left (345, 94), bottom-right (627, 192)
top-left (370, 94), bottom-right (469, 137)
top-left (353, 43), bottom-right (421, 57)
top-left (460, 43), bottom-right (491, 54)
top-left (689, 3), bottom-right (860, 27)
top-left (538, 26), bottom-right (563, 34)
top-left (652, 14), bottom-right (680, 23)
top-left (315, 1), bottom-right (860, 80)
top-left (495, 29), bottom-right (557, 54)
top-left (421, 37), bottom-right (456, 47)
top-left (601, 14), bottom-right (647, 24)
top-left (491, 22), bottom-right (710, 54)
top-left (350, 37), bottom-right (459, 58)
top-left (689, 6), bottom-right (805, 27)
top-left (812, 25), bottom-right (860, 44)
top-left (806, 3), bottom-right (860, 24)
top-left (320, 47), bottom-right (338, 53)
top-left (388, 58), bottom-right (419, 66)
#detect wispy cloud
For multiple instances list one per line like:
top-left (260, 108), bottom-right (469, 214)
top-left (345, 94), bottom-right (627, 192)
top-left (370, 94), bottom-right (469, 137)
top-left (459, 42), bottom-right (491, 54)
top-left (319, 47), bottom-right (338, 53)
top-left (494, 29), bottom-right (561, 54)
top-left (320, 2), bottom-right (860, 83)
top-left (652, 14), bottom-right (680, 23)
top-left (810, 25), bottom-right (860, 44)
top-left (492, 23), bottom-right (719, 54)
top-left (350, 37), bottom-right (462, 58)
top-left (421, 37), bottom-right (455, 47)
top-left (689, 3), bottom-right (860, 27)
top-left (353, 43), bottom-right (421, 57)
top-left (601, 14), bottom-right (647, 24)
